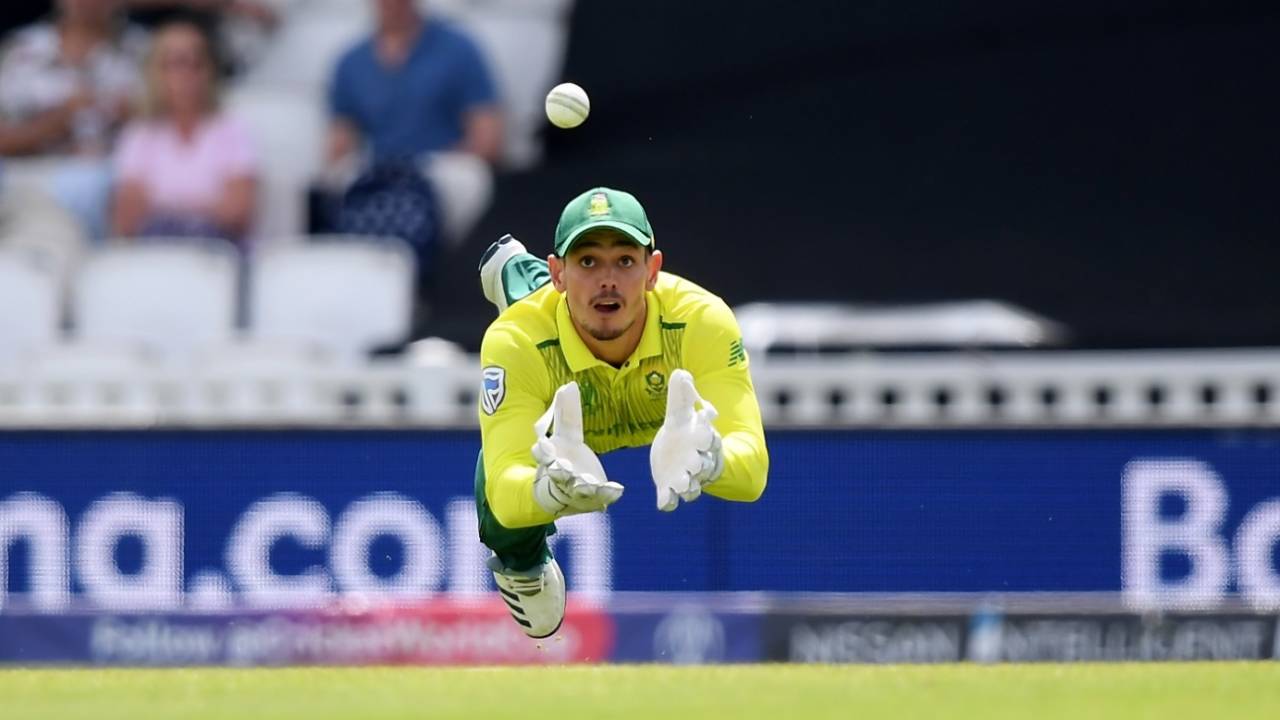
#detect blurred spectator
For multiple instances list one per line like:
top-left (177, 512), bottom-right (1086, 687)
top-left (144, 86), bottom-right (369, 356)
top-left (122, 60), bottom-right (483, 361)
top-left (111, 20), bottom-right (257, 245)
top-left (123, 0), bottom-right (280, 74)
top-left (324, 0), bottom-right (502, 247)
top-left (0, 0), bottom-right (144, 240)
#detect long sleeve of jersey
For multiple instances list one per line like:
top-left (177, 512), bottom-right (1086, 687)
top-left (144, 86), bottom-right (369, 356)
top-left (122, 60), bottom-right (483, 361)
top-left (477, 325), bottom-right (558, 529)
top-left (682, 302), bottom-right (769, 502)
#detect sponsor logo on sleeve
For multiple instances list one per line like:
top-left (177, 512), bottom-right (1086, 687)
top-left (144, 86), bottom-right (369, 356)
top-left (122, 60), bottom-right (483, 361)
top-left (481, 366), bottom-right (506, 415)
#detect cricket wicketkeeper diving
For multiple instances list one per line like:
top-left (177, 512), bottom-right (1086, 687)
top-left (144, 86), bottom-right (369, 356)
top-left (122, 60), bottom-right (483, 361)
top-left (474, 186), bottom-right (769, 637)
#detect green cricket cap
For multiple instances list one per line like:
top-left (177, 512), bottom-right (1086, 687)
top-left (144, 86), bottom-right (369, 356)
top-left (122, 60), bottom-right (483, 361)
top-left (553, 187), bottom-right (655, 257)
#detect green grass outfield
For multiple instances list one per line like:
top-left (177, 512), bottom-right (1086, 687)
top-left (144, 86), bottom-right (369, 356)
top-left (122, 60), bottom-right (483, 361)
top-left (2, 663), bottom-right (1277, 720)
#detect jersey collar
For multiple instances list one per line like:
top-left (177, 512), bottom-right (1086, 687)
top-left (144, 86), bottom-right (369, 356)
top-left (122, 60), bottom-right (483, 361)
top-left (556, 291), bottom-right (664, 373)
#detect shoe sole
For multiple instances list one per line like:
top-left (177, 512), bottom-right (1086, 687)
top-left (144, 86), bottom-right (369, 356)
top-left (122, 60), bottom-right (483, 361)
top-left (526, 616), bottom-right (565, 640)
top-left (498, 591), bottom-right (565, 639)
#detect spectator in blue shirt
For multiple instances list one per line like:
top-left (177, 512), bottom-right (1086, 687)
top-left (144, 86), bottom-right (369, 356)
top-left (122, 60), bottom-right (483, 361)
top-left (324, 0), bottom-right (501, 246)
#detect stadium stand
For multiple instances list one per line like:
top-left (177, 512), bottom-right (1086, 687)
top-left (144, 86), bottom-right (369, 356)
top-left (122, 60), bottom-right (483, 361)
top-left (247, 235), bottom-right (416, 364)
top-left (73, 238), bottom-right (239, 362)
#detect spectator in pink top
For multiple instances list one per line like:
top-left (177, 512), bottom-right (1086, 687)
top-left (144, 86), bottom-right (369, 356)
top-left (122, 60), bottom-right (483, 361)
top-left (111, 19), bottom-right (256, 245)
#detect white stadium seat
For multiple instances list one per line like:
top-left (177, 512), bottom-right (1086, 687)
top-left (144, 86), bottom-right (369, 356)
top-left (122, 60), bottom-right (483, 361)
top-left (0, 248), bottom-right (62, 366)
top-left (248, 236), bottom-right (415, 363)
top-left (225, 88), bottom-right (327, 240)
top-left (73, 240), bottom-right (240, 362)
top-left (241, 4), bottom-right (371, 97)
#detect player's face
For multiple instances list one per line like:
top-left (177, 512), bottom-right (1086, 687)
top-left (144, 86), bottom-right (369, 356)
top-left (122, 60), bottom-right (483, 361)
top-left (550, 232), bottom-right (662, 343)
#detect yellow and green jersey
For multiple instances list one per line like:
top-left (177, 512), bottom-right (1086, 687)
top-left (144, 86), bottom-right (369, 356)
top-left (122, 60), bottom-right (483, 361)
top-left (478, 271), bottom-right (768, 528)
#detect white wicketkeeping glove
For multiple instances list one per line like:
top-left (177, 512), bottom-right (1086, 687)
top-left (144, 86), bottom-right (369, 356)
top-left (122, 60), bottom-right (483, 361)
top-left (650, 369), bottom-right (724, 511)
top-left (531, 381), bottom-right (624, 517)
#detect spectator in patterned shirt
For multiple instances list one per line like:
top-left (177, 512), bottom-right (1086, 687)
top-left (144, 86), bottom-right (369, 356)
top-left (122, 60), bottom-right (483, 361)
top-left (0, 0), bottom-right (144, 241)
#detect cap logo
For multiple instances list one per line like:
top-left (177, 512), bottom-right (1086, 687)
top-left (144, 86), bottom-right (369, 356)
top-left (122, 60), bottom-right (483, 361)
top-left (587, 192), bottom-right (611, 218)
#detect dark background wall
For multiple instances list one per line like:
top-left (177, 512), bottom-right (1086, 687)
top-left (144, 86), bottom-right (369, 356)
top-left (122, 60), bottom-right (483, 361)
top-left (430, 1), bottom-right (1280, 350)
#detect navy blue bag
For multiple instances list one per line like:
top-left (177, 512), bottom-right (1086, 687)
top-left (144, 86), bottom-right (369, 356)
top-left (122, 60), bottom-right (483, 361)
top-left (335, 158), bottom-right (441, 286)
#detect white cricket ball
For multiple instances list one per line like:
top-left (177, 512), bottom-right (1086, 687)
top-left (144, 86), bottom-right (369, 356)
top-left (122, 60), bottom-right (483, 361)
top-left (545, 82), bottom-right (590, 129)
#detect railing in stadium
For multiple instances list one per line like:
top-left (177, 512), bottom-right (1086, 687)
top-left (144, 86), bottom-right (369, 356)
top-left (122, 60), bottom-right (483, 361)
top-left (1, 348), bottom-right (1277, 427)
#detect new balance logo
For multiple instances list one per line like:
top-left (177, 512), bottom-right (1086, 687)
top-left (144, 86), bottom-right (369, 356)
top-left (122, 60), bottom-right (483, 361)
top-left (728, 338), bottom-right (746, 367)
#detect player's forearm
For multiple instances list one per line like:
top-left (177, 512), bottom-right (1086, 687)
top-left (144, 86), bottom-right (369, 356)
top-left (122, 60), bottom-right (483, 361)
top-left (485, 460), bottom-right (557, 529)
top-left (111, 182), bottom-right (149, 237)
top-left (324, 120), bottom-right (359, 168)
top-left (0, 110), bottom-right (73, 155)
top-left (461, 109), bottom-right (502, 163)
top-left (692, 368), bottom-right (768, 502)
top-left (704, 430), bottom-right (768, 502)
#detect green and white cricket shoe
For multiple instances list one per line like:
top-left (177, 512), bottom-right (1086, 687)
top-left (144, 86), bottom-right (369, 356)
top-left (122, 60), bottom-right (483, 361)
top-left (478, 234), bottom-right (552, 314)
top-left (478, 234), bottom-right (526, 313)
top-left (488, 555), bottom-right (566, 639)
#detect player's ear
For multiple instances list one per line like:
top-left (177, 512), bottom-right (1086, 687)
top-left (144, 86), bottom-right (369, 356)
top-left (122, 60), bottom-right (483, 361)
top-left (645, 250), bottom-right (663, 291)
top-left (548, 254), bottom-right (567, 292)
